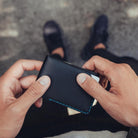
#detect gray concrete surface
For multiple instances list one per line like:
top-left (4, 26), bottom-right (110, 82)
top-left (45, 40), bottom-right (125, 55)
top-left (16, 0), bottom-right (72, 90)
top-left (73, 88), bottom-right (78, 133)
top-left (0, 0), bottom-right (138, 76)
top-left (47, 131), bottom-right (127, 138)
top-left (0, 0), bottom-right (138, 137)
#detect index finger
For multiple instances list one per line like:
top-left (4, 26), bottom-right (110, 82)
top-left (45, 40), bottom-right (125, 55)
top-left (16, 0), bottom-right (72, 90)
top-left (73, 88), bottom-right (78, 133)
top-left (83, 56), bottom-right (117, 81)
top-left (5, 59), bottom-right (42, 79)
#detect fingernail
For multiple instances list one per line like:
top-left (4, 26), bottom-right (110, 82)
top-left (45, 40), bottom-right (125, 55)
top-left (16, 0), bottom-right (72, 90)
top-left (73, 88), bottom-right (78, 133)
top-left (38, 98), bottom-right (43, 107)
top-left (77, 73), bottom-right (87, 84)
top-left (38, 76), bottom-right (50, 86)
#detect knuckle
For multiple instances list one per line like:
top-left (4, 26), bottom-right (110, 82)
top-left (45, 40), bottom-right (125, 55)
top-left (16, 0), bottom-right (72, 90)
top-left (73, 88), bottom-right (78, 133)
top-left (27, 84), bottom-right (42, 97)
top-left (84, 77), bottom-right (97, 92)
top-left (118, 63), bottom-right (130, 72)
top-left (104, 64), bottom-right (118, 81)
top-left (15, 59), bottom-right (26, 66)
top-left (91, 55), bottom-right (100, 61)
top-left (103, 68), bottom-right (111, 75)
top-left (31, 75), bottom-right (37, 80)
top-left (16, 59), bottom-right (25, 63)
top-left (122, 63), bottom-right (131, 69)
top-left (104, 66), bottom-right (115, 76)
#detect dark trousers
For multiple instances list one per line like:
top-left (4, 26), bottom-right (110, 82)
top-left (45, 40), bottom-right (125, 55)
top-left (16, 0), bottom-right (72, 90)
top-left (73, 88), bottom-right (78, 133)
top-left (17, 49), bottom-right (138, 138)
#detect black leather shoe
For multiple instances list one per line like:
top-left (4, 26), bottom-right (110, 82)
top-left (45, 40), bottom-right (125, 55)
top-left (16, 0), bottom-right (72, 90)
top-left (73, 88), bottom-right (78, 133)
top-left (81, 15), bottom-right (108, 60)
top-left (43, 20), bottom-right (67, 60)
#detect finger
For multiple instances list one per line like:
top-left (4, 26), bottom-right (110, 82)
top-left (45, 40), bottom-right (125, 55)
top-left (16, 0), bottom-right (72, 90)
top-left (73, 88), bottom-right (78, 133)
top-left (99, 75), bottom-right (108, 89)
top-left (76, 73), bottom-right (113, 104)
top-left (35, 98), bottom-right (43, 108)
top-left (82, 56), bottom-right (117, 81)
top-left (20, 75), bottom-right (37, 89)
top-left (5, 59), bottom-right (42, 79)
top-left (20, 75), bottom-right (43, 108)
top-left (16, 76), bottom-right (51, 111)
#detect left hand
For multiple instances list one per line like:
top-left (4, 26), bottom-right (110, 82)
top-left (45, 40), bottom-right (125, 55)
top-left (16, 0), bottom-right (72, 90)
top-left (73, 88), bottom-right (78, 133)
top-left (0, 59), bottom-right (51, 138)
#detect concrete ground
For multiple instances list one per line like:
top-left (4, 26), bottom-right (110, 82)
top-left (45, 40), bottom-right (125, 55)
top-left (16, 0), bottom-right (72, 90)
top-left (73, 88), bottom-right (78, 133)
top-left (0, 0), bottom-right (138, 137)
top-left (47, 131), bottom-right (127, 138)
top-left (0, 0), bottom-right (138, 76)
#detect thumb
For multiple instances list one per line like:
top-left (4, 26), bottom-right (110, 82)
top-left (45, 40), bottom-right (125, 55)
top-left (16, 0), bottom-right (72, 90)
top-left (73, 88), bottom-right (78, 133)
top-left (16, 76), bottom-right (51, 110)
top-left (76, 73), bottom-right (111, 103)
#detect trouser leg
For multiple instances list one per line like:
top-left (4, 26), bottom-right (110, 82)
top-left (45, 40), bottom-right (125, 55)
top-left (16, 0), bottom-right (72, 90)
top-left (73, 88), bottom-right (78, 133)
top-left (90, 49), bottom-right (138, 75)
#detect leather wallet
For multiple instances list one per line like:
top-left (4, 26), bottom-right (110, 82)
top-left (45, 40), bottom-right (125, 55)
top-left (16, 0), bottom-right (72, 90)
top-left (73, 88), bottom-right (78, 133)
top-left (37, 55), bottom-right (100, 114)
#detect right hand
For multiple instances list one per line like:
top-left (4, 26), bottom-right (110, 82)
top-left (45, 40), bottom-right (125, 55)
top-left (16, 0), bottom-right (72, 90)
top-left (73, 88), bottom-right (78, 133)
top-left (77, 56), bottom-right (138, 127)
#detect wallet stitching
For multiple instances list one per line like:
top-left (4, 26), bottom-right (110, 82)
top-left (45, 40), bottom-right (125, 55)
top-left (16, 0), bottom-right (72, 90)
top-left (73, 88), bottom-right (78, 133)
top-left (49, 98), bottom-right (93, 114)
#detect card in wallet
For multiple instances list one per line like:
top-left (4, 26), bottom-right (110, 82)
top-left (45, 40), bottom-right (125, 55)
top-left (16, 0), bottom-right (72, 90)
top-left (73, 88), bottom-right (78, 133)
top-left (37, 55), bottom-right (100, 114)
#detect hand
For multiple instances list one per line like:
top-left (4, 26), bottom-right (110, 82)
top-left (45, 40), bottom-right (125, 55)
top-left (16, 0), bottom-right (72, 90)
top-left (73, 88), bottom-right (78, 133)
top-left (0, 59), bottom-right (51, 138)
top-left (77, 56), bottom-right (138, 127)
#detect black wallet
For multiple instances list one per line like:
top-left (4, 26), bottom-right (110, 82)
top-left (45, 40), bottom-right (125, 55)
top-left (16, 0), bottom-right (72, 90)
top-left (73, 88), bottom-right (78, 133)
top-left (37, 55), bottom-right (99, 114)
